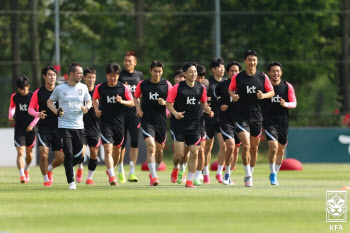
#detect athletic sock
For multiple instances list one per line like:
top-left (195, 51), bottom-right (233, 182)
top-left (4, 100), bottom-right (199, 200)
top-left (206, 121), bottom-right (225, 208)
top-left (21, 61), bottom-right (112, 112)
top-left (174, 164), bottom-right (180, 169)
top-left (118, 163), bottom-right (124, 173)
top-left (43, 175), bottom-right (50, 182)
top-left (148, 163), bottom-right (157, 178)
top-left (217, 165), bottom-right (224, 174)
top-left (203, 165), bottom-right (209, 175)
top-left (269, 163), bottom-right (276, 173)
top-left (48, 164), bottom-right (54, 172)
top-left (78, 163), bottom-right (83, 170)
top-left (156, 163), bottom-right (160, 171)
top-left (24, 164), bottom-right (30, 171)
top-left (225, 166), bottom-right (230, 175)
top-left (19, 168), bottom-right (25, 177)
top-left (187, 172), bottom-right (194, 181)
top-left (275, 164), bottom-right (281, 173)
top-left (244, 165), bottom-right (251, 177)
top-left (180, 163), bottom-right (187, 171)
top-left (250, 166), bottom-right (255, 174)
top-left (194, 170), bottom-right (202, 180)
top-left (129, 161), bottom-right (135, 174)
top-left (108, 168), bottom-right (115, 177)
top-left (86, 170), bottom-right (94, 180)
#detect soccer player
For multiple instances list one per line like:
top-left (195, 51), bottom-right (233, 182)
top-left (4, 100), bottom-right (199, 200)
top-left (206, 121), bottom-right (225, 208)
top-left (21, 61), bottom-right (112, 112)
top-left (263, 61), bottom-right (296, 185)
top-left (170, 70), bottom-right (190, 184)
top-left (228, 50), bottom-right (275, 187)
top-left (193, 64), bottom-right (209, 186)
top-left (9, 76), bottom-right (39, 183)
top-left (118, 51), bottom-right (144, 183)
top-left (202, 58), bottom-right (226, 183)
top-left (214, 61), bottom-right (242, 185)
top-left (48, 63), bottom-right (91, 190)
top-left (76, 67), bottom-right (101, 185)
top-left (28, 66), bottom-right (64, 187)
top-left (134, 60), bottom-right (172, 186)
top-left (92, 63), bottom-right (134, 186)
top-left (166, 62), bottom-right (213, 188)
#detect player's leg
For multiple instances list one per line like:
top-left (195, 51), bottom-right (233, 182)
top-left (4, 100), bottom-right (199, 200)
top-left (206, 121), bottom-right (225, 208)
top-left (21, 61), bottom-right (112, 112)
top-left (47, 130), bottom-right (64, 184)
top-left (39, 145), bottom-right (51, 186)
top-left (186, 143), bottom-right (200, 188)
top-left (15, 145), bottom-right (26, 183)
top-left (230, 130), bottom-right (241, 175)
top-left (275, 130), bottom-right (288, 173)
top-left (222, 138), bottom-right (235, 185)
top-left (173, 140), bottom-right (185, 183)
top-left (178, 146), bottom-right (189, 184)
top-left (145, 137), bottom-right (158, 186)
top-left (238, 126), bottom-right (252, 187)
top-left (216, 132), bottom-right (226, 183)
top-left (194, 136), bottom-right (206, 186)
top-left (104, 142), bottom-right (117, 185)
top-left (60, 129), bottom-right (76, 189)
top-left (23, 132), bottom-right (35, 183)
top-left (203, 137), bottom-right (214, 183)
top-left (128, 117), bottom-right (140, 182)
top-left (85, 136), bottom-right (100, 185)
top-left (249, 122), bottom-right (262, 174)
top-left (75, 144), bottom-right (86, 183)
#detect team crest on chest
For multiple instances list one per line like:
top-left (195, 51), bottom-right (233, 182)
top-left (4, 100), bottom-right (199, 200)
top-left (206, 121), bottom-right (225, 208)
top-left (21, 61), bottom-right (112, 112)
top-left (78, 89), bottom-right (82, 95)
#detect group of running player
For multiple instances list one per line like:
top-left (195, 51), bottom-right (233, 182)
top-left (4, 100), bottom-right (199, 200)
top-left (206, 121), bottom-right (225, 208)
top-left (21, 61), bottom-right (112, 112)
top-left (9, 50), bottom-right (296, 189)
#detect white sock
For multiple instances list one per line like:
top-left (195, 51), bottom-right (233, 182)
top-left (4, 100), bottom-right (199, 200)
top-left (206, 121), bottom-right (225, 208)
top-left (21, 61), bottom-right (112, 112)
top-left (250, 166), bottom-right (255, 174)
top-left (24, 163), bottom-right (30, 171)
top-left (156, 163), bottom-right (161, 171)
top-left (19, 168), bottom-right (25, 177)
top-left (187, 172), bottom-right (194, 181)
top-left (275, 164), bottom-right (281, 173)
top-left (87, 170), bottom-right (94, 180)
top-left (244, 165), bottom-right (251, 177)
top-left (108, 168), bottom-right (115, 177)
top-left (78, 163), bottom-right (84, 170)
top-left (174, 164), bottom-right (180, 169)
top-left (129, 161), bottom-right (135, 174)
top-left (217, 165), bottom-right (224, 174)
top-left (269, 163), bottom-right (276, 173)
top-left (148, 163), bottom-right (157, 178)
top-left (225, 166), bottom-right (230, 175)
top-left (194, 170), bottom-right (202, 180)
top-left (43, 175), bottom-right (50, 182)
top-left (203, 165), bottom-right (209, 175)
top-left (48, 164), bottom-right (54, 172)
top-left (118, 163), bottom-right (124, 173)
top-left (180, 163), bottom-right (187, 171)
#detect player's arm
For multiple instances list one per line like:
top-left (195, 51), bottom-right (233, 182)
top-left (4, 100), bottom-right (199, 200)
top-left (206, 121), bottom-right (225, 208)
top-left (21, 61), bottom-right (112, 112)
top-left (133, 81), bottom-right (143, 117)
top-left (92, 84), bottom-right (102, 117)
top-left (200, 84), bottom-right (214, 117)
top-left (28, 89), bottom-right (46, 119)
top-left (214, 83), bottom-right (228, 112)
top-left (281, 82), bottom-right (297, 108)
top-left (203, 79), bottom-right (211, 102)
top-left (8, 93), bottom-right (16, 124)
top-left (228, 74), bottom-right (239, 102)
top-left (118, 84), bottom-right (134, 107)
top-left (47, 98), bottom-right (63, 117)
top-left (81, 100), bottom-right (92, 114)
top-left (257, 74), bottom-right (275, 100)
top-left (166, 101), bottom-right (184, 119)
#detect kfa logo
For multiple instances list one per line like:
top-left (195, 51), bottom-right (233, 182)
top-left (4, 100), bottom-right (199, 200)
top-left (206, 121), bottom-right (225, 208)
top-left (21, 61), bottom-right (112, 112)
top-left (63, 93), bottom-right (67, 97)
top-left (187, 97), bottom-right (196, 105)
top-left (78, 89), bottom-right (82, 95)
top-left (326, 191), bottom-right (347, 223)
top-left (246, 85), bottom-right (256, 94)
top-left (107, 96), bottom-right (117, 103)
top-left (69, 100), bottom-right (81, 108)
top-left (149, 92), bottom-right (159, 100)
top-left (19, 103), bottom-right (28, 111)
top-left (271, 95), bottom-right (281, 103)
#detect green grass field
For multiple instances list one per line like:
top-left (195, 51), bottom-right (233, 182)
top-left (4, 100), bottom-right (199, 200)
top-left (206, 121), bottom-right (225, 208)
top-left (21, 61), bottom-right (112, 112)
top-left (0, 164), bottom-right (349, 233)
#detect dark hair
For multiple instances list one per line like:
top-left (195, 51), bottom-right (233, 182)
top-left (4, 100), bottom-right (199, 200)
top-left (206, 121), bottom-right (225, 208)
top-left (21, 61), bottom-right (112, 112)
top-left (150, 60), bottom-right (164, 70)
top-left (68, 62), bottom-right (82, 75)
top-left (16, 76), bottom-right (30, 89)
top-left (197, 64), bottom-right (206, 76)
top-left (226, 61), bottom-right (242, 73)
top-left (174, 69), bottom-right (185, 78)
top-left (41, 66), bottom-right (57, 76)
top-left (183, 62), bottom-right (197, 72)
top-left (105, 63), bottom-right (121, 75)
top-left (268, 61), bottom-right (283, 71)
top-left (209, 58), bottom-right (224, 69)
top-left (244, 50), bottom-right (258, 60)
top-left (83, 67), bottom-right (96, 77)
top-left (125, 51), bottom-right (137, 59)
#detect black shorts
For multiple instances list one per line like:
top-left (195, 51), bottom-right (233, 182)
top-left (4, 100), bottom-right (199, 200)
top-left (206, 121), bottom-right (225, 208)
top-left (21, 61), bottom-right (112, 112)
top-left (236, 121), bottom-right (262, 138)
top-left (220, 123), bottom-right (241, 145)
top-left (205, 121), bottom-right (221, 139)
top-left (100, 125), bottom-right (124, 147)
top-left (141, 121), bottom-right (167, 144)
top-left (38, 127), bottom-right (62, 151)
top-left (84, 134), bottom-right (102, 148)
top-left (59, 128), bottom-right (84, 158)
top-left (122, 113), bottom-right (140, 148)
top-left (172, 130), bottom-right (201, 146)
top-left (14, 131), bottom-right (36, 148)
top-left (264, 126), bottom-right (288, 146)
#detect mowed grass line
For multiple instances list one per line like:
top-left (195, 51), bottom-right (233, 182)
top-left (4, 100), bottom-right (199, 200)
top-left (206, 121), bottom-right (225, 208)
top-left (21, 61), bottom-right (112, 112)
top-left (0, 164), bottom-right (349, 233)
